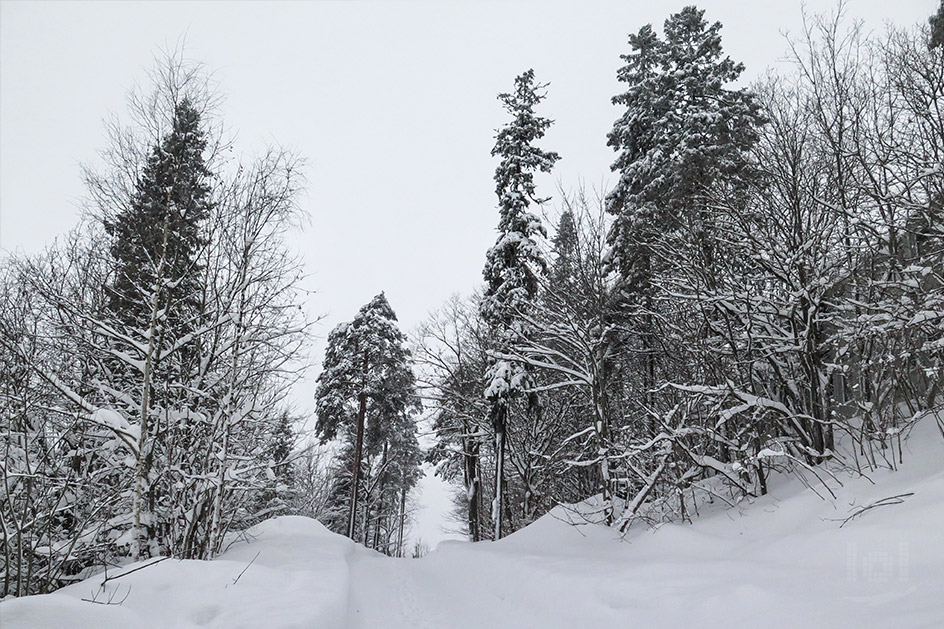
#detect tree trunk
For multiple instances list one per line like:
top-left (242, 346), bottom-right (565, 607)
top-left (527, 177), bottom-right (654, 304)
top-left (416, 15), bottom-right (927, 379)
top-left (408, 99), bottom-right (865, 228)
top-left (461, 415), bottom-right (482, 542)
top-left (492, 402), bottom-right (506, 541)
top-left (593, 378), bottom-right (613, 526)
top-left (396, 487), bottom-right (407, 557)
top-left (643, 288), bottom-right (657, 436)
top-left (347, 390), bottom-right (367, 540)
top-left (131, 213), bottom-right (171, 561)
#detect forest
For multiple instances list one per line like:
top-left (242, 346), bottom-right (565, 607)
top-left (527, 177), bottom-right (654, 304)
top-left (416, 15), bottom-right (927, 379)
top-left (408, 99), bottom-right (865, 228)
top-left (1, 2), bottom-right (942, 604)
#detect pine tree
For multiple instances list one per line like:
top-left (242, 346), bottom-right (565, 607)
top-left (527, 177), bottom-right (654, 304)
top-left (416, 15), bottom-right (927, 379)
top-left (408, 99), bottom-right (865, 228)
top-left (315, 293), bottom-right (421, 543)
top-left (481, 69), bottom-right (559, 540)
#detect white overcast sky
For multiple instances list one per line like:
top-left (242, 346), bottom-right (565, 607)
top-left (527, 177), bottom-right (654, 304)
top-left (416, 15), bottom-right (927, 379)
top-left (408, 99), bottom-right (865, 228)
top-left (0, 0), bottom-right (933, 545)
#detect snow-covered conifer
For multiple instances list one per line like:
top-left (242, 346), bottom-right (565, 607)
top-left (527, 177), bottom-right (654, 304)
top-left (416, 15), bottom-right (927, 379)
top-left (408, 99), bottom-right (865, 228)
top-left (481, 69), bottom-right (559, 539)
top-left (315, 293), bottom-right (421, 547)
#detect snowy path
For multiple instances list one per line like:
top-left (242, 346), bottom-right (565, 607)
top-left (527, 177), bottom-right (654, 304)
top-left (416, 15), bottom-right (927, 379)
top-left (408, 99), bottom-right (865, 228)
top-left (346, 434), bottom-right (944, 629)
top-left (347, 551), bottom-right (444, 628)
top-left (3, 420), bottom-right (943, 628)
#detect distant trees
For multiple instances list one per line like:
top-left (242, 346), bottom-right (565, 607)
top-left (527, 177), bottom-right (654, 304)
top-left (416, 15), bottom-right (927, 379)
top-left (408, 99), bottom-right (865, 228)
top-left (315, 294), bottom-right (422, 554)
top-left (503, 193), bottom-right (622, 524)
top-left (414, 295), bottom-right (491, 541)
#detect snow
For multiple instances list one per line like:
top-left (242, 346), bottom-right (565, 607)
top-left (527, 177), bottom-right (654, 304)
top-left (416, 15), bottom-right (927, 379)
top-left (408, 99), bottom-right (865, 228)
top-left (2, 518), bottom-right (353, 628)
top-left (91, 408), bottom-right (139, 441)
top-left (4, 418), bottom-right (943, 628)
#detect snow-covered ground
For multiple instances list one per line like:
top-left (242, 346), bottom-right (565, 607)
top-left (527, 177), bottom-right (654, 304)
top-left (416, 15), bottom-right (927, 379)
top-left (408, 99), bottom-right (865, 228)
top-left (4, 418), bottom-right (942, 628)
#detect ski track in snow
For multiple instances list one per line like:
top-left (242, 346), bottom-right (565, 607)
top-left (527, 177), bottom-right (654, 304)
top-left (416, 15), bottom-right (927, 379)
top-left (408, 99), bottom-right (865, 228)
top-left (347, 552), bottom-right (442, 629)
top-left (390, 557), bottom-right (441, 629)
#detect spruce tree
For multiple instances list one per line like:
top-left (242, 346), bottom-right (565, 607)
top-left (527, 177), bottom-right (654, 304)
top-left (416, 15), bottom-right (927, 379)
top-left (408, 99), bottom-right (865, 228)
top-left (931, 0), bottom-right (944, 49)
top-left (107, 98), bottom-right (211, 333)
top-left (253, 411), bottom-right (297, 518)
top-left (550, 209), bottom-right (579, 294)
top-left (103, 97), bottom-right (212, 558)
top-left (607, 6), bottom-right (761, 282)
top-left (604, 23), bottom-right (662, 286)
top-left (605, 6), bottom-right (763, 427)
top-left (315, 293), bottom-right (421, 543)
top-left (608, 7), bottom-right (761, 218)
top-left (481, 69), bottom-right (559, 540)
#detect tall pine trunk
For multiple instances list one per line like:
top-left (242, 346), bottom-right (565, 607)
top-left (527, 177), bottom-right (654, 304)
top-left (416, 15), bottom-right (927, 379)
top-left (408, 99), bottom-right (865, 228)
top-left (347, 388), bottom-right (367, 540)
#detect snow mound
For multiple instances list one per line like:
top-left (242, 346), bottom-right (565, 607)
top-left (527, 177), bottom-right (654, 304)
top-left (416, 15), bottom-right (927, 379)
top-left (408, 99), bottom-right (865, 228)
top-left (1, 516), bottom-right (357, 629)
top-left (496, 499), bottom-right (622, 555)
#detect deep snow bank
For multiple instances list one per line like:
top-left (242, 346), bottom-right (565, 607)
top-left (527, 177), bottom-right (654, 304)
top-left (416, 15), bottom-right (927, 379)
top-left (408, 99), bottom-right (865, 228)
top-left (1, 517), bottom-right (357, 628)
top-left (3, 419), bottom-right (943, 628)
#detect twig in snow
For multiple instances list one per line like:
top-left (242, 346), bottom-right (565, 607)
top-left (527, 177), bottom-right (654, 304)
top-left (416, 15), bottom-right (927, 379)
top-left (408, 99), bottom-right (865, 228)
top-left (838, 493), bottom-right (915, 528)
top-left (233, 551), bottom-right (260, 585)
top-left (83, 585), bottom-right (132, 606)
top-left (100, 557), bottom-right (170, 588)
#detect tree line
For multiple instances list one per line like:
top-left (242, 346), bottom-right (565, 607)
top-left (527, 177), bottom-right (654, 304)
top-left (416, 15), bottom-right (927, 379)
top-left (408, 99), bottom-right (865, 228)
top-left (418, 4), bottom-right (942, 540)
